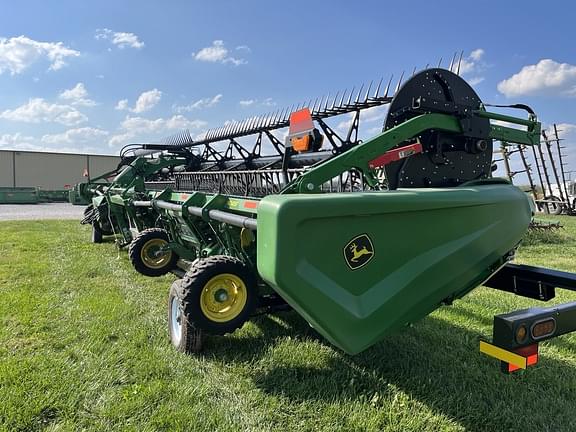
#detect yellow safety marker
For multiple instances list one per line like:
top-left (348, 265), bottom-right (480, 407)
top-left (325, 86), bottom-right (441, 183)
top-left (479, 341), bottom-right (527, 369)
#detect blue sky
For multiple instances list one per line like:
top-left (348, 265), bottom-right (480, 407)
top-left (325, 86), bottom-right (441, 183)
top-left (0, 0), bottom-right (575, 179)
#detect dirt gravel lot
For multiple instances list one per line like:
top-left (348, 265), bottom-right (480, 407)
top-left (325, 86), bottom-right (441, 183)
top-left (0, 203), bottom-right (84, 221)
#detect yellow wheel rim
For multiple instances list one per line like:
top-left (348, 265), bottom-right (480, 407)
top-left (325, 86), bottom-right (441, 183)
top-left (200, 273), bottom-right (247, 322)
top-left (140, 238), bottom-right (172, 269)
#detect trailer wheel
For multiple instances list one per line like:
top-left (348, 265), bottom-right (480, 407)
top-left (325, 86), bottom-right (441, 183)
top-left (129, 228), bottom-right (178, 277)
top-left (83, 204), bottom-right (93, 218)
top-left (177, 255), bottom-right (258, 335)
top-left (91, 223), bottom-right (103, 243)
top-left (543, 195), bottom-right (562, 215)
top-left (168, 279), bottom-right (203, 353)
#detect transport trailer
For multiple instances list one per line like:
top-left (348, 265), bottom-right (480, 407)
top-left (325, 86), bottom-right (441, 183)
top-left (482, 264), bottom-right (576, 373)
top-left (119, 68), bottom-right (576, 373)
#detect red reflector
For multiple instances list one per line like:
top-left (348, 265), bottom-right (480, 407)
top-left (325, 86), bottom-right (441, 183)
top-left (243, 201), bottom-right (258, 209)
top-left (506, 344), bottom-right (539, 373)
top-left (368, 142), bottom-right (423, 169)
top-left (527, 354), bottom-right (539, 366)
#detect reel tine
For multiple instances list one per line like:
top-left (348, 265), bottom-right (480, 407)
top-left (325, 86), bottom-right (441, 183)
top-left (323, 93), bottom-right (331, 112)
top-left (373, 78), bottom-right (383, 99)
top-left (411, 66), bottom-right (417, 76)
top-left (311, 97), bottom-right (320, 114)
top-left (257, 115), bottom-right (265, 129)
top-left (249, 116), bottom-right (257, 131)
top-left (437, 56), bottom-right (443, 68)
top-left (259, 114), bottom-right (270, 129)
top-left (456, 50), bottom-right (464, 75)
top-left (346, 86), bottom-right (355, 106)
top-left (338, 89), bottom-right (347, 109)
top-left (364, 81), bottom-right (373, 102)
top-left (275, 108), bottom-right (284, 125)
top-left (274, 108), bottom-right (283, 126)
top-left (384, 75), bottom-right (393, 98)
top-left (394, 71), bottom-right (405, 94)
top-left (241, 118), bottom-right (250, 133)
top-left (355, 83), bottom-right (364, 103)
top-left (237, 119), bottom-right (245, 135)
top-left (449, 52), bottom-right (457, 72)
top-left (244, 117), bottom-right (253, 133)
top-left (331, 91), bottom-right (340, 110)
top-left (425, 63), bottom-right (429, 69)
top-left (226, 123), bottom-right (234, 138)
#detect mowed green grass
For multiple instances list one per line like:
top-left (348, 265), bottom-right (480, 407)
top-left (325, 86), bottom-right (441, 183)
top-left (1, 217), bottom-right (576, 432)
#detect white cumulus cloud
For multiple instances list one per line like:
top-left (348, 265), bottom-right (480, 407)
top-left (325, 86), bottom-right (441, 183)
top-left (0, 98), bottom-right (87, 126)
top-left (456, 49), bottom-right (486, 87)
top-left (193, 40), bottom-right (247, 66)
top-left (337, 105), bottom-right (387, 131)
top-left (108, 115), bottom-right (207, 147)
top-left (0, 132), bottom-right (36, 149)
top-left (41, 127), bottom-right (108, 145)
top-left (0, 35), bottom-right (79, 75)
top-left (115, 99), bottom-right (129, 110)
top-left (115, 89), bottom-right (162, 113)
top-left (174, 94), bottom-right (222, 112)
top-left (95, 28), bottom-right (145, 49)
top-left (133, 89), bottom-right (162, 113)
top-left (498, 59), bottom-right (576, 97)
top-left (59, 83), bottom-right (96, 107)
top-left (239, 98), bottom-right (275, 107)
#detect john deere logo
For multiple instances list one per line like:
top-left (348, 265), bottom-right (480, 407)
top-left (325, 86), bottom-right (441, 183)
top-left (344, 234), bottom-right (374, 270)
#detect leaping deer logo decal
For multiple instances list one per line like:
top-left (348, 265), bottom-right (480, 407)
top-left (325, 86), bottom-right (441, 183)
top-left (344, 234), bottom-right (375, 270)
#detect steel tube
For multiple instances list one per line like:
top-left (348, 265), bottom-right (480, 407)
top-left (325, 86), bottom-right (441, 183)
top-left (148, 199), bottom-right (257, 230)
top-left (133, 200), bottom-right (152, 207)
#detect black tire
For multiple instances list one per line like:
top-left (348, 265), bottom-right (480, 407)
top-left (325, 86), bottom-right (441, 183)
top-left (168, 279), bottom-right (203, 353)
top-left (128, 228), bottom-right (178, 277)
top-left (83, 204), bottom-right (93, 218)
top-left (178, 255), bottom-right (258, 335)
top-left (91, 223), bottom-right (103, 243)
top-left (543, 195), bottom-right (562, 215)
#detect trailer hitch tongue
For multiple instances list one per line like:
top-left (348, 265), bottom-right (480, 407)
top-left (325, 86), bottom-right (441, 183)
top-left (480, 300), bottom-right (576, 373)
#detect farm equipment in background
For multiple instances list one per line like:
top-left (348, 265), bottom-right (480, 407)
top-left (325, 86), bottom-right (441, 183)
top-left (498, 123), bottom-right (575, 216)
top-left (103, 66), bottom-right (576, 374)
top-left (75, 145), bottom-right (204, 244)
top-left (0, 187), bottom-right (71, 204)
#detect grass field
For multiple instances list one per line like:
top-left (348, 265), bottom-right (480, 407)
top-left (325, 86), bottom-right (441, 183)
top-left (1, 217), bottom-right (576, 431)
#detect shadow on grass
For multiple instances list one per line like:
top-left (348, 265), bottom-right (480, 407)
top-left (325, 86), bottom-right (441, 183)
top-left (205, 310), bottom-right (576, 431)
top-left (200, 312), bottom-right (317, 362)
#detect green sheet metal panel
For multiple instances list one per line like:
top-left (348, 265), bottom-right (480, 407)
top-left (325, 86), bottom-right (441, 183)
top-left (0, 187), bottom-right (39, 204)
top-left (257, 183), bottom-right (532, 354)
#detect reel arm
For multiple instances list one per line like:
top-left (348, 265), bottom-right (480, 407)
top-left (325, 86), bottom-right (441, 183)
top-left (285, 110), bottom-right (541, 194)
